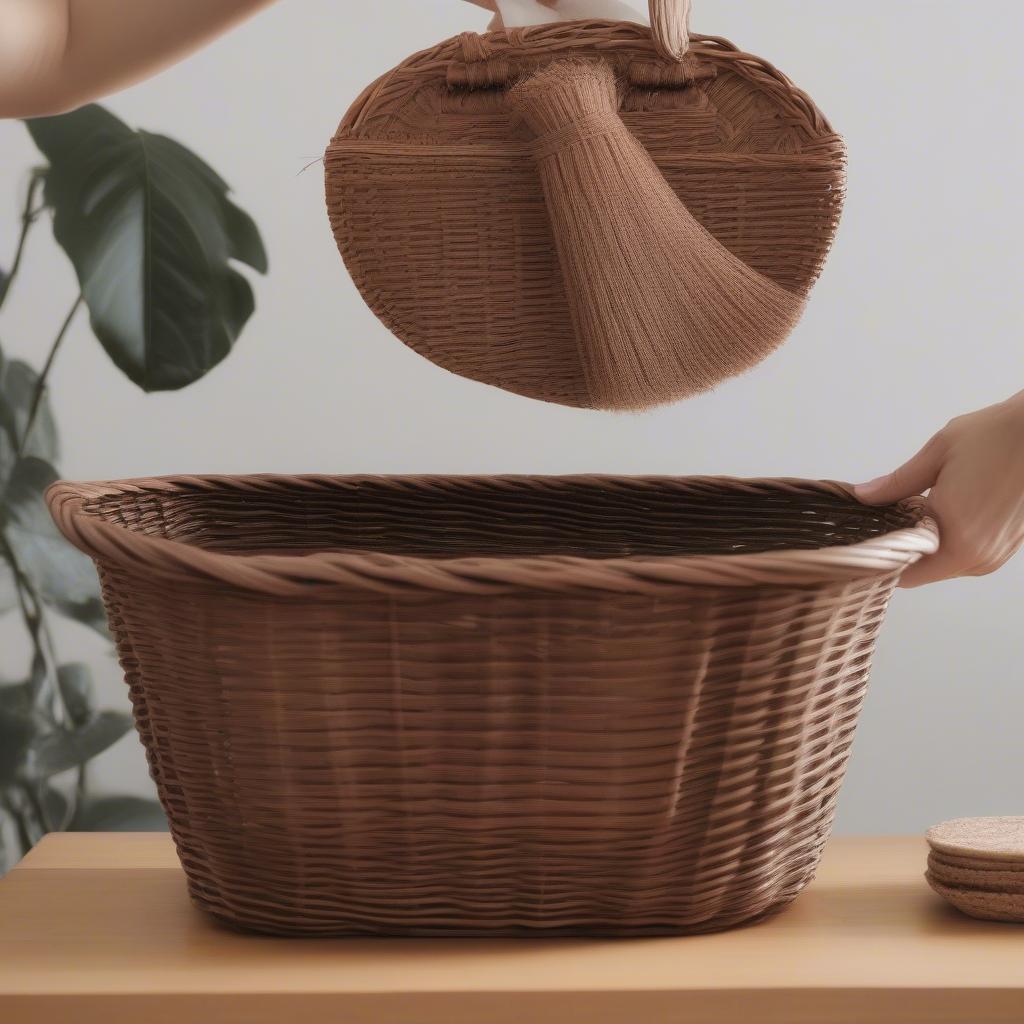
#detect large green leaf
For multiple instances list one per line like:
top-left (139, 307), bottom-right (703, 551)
top-left (30, 709), bottom-right (134, 777)
top-left (39, 783), bottom-right (71, 831)
top-left (0, 683), bottom-right (38, 785)
top-left (72, 794), bottom-right (167, 832)
top-left (1, 456), bottom-right (107, 632)
top-left (25, 106), bottom-right (267, 392)
top-left (0, 656), bottom-right (48, 786)
top-left (0, 343), bottom-right (14, 470)
top-left (0, 341), bottom-right (58, 468)
top-left (56, 662), bottom-right (94, 727)
top-left (1, 342), bottom-right (60, 618)
top-left (0, 558), bottom-right (14, 617)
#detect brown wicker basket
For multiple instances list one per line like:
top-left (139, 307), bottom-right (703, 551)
top-left (325, 17), bottom-right (846, 409)
top-left (48, 475), bottom-right (936, 936)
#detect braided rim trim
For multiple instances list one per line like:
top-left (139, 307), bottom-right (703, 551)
top-left (335, 24), bottom-right (833, 140)
top-left (46, 475), bottom-right (939, 596)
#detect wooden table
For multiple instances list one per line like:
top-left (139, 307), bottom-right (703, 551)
top-left (1, 834), bottom-right (1022, 1023)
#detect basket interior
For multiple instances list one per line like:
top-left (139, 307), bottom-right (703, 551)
top-left (82, 478), bottom-right (917, 561)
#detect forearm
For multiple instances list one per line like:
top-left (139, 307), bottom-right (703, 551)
top-left (0, 0), bottom-right (278, 119)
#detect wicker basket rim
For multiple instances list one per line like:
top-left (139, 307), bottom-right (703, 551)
top-left (335, 24), bottom-right (833, 139)
top-left (46, 474), bottom-right (939, 596)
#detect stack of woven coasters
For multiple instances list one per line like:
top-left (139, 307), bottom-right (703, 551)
top-left (926, 817), bottom-right (1024, 923)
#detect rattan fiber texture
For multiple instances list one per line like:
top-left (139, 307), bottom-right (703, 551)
top-left (48, 475), bottom-right (936, 936)
top-left (325, 20), bottom-right (846, 410)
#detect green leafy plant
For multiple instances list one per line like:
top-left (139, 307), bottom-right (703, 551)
top-left (0, 105), bottom-right (266, 870)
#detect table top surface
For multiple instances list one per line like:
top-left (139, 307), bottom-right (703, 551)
top-left (1, 833), bottom-right (1023, 1024)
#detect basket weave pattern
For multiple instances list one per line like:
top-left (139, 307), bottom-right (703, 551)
top-left (325, 23), bottom-right (846, 407)
top-left (48, 476), bottom-right (936, 936)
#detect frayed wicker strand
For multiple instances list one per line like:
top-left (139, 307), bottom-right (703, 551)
top-left (509, 59), bottom-right (805, 410)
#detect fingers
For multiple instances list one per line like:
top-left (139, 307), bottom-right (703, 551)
top-left (878, 398), bottom-right (1024, 587)
top-left (897, 509), bottom-right (1023, 588)
top-left (898, 548), bottom-right (1013, 588)
top-left (897, 551), bottom-right (961, 588)
top-left (854, 432), bottom-right (945, 506)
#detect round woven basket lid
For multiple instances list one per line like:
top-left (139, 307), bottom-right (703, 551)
top-left (325, 2), bottom-right (846, 410)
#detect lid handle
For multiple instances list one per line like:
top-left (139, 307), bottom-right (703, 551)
top-left (470, 0), bottom-right (692, 61)
top-left (649, 0), bottom-right (691, 61)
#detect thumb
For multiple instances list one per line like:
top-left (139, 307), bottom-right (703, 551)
top-left (854, 434), bottom-right (944, 505)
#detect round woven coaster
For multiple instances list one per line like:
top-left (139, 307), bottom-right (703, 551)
top-left (928, 849), bottom-right (1024, 874)
top-left (927, 855), bottom-right (1024, 894)
top-left (927, 817), bottom-right (1024, 863)
top-left (324, 16), bottom-right (844, 410)
top-left (926, 873), bottom-right (1024, 924)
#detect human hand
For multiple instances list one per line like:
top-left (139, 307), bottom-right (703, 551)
top-left (854, 391), bottom-right (1024, 588)
top-left (1, 0), bottom-right (278, 118)
top-left (464, 0), bottom-right (647, 31)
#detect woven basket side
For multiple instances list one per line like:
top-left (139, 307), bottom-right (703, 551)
top-left (97, 564), bottom-right (895, 935)
top-left (326, 147), bottom-right (844, 404)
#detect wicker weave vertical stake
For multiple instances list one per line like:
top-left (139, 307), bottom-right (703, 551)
top-left (325, 2), bottom-right (846, 409)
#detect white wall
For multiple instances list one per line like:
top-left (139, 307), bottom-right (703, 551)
top-left (0, 0), bottom-right (1021, 834)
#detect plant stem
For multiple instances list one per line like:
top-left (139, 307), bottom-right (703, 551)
top-left (0, 802), bottom-right (9, 873)
top-left (0, 539), bottom-right (80, 833)
top-left (76, 764), bottom-right (87, 808)
top-left (0, 534), bottom-right (58, 700)
top-left (0, 171), bottom-right (44, 311)
top-left (7, 790), bottom-right (37, 854)
top-left (17, 292), bottom-right (82, 458)
top-left (22, 785), bottom-right (53, 834)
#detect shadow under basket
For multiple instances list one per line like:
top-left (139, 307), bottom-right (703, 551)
top-left (47, 475), bottom-right (936, 937)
